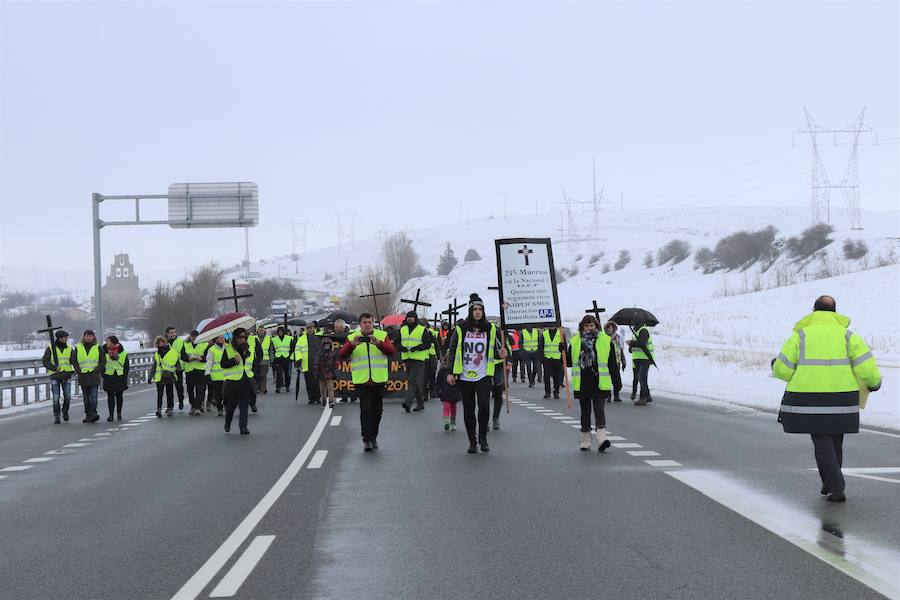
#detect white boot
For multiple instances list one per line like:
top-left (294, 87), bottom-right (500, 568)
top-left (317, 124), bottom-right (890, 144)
top-left (597, 427), bottom-right (611, 452)
top-left (580, 430), bottom-right (591, 451)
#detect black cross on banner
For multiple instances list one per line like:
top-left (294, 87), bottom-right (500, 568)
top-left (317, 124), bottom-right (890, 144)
top-left (518, 244), bottom-right (533, 266)
top-left (218, 279), bottom-right (254, 313)
top-left (585, 300), bottom-right (606, 322)
top-left (399, 288), bottom-right (432, 314)
top-left (37, 314), bottom-right (64, 367)
top-left (359, 280), bottom-right (392, 323)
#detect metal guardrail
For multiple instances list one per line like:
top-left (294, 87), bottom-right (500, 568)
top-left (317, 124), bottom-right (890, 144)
top-left (0, 350), bottom-right (156, 408)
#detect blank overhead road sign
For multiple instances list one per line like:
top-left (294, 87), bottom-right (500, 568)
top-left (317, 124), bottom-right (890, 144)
top-left (167, 182), bottom-right (258, 229)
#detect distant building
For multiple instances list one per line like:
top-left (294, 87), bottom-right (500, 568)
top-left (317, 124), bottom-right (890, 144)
top-left (101, 252), bottom-right (144, 321)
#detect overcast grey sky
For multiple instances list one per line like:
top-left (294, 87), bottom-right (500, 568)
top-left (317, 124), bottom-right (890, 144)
top-left (1, 0), bottom-right (897, 284)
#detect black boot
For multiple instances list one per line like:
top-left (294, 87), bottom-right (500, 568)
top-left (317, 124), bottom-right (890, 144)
top-left (467, 443), bottom-right (478, 454)
top-left (479, 439), bottom-right (490, 453)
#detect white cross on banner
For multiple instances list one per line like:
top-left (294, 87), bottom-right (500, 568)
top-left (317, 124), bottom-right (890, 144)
top-left (494, 237), bottom-right (561, 329)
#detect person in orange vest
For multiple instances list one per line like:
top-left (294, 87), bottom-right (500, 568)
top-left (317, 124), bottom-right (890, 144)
top-left (508, 329), bottom-right (525, 383)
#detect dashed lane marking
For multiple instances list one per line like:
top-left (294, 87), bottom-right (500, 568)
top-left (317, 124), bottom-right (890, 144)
top-left (1, 465), bottom-right (33, 472)
top-left (208, 535), bottom-right (276, 598)
top-left (23, 457), bottom-right (55, 463)
top-left (612, 442), bottom-right (643, 449)
top-left (645, 459), bottom-right (682, 467)
top-left (44, 449), bottom-right (72, 455)
top-left (627, 451), bottom-right (660, 457)
top-left (552, 416), bottom-right (570, 420)
top-left (563, 420), bottom-right (581, 424)
top-left (607, 436), bottom-right (627, 441)
top-left (329, 416), bottom-right (342, 426)
top-left (307, 450), bottom-right (328, 469)
top-left (62, 443), bottom-right (89, 448)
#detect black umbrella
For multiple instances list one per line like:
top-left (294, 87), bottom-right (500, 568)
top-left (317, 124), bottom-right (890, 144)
top-left (322, 310), bottom-right (359, 325)
top-left (286, 317), bottom-right (307, 327)
top-left (608, 308), bottom-right (659, 328)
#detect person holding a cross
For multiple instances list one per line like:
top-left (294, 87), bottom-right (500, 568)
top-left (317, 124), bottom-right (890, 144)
top-left (399, 311), bottom-right (433, 413)
top-left (42, 329), bottom-right (74, 424)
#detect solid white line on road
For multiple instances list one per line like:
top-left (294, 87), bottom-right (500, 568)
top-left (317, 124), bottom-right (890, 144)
top-left (645, 460), bottom-right (682, 467)
top-left (329, 416), bottom-right (342, 426)
top-left (208, 535), bottom-right (276, 598)
top-left (171, 406), bottom-right (333, 600)
top-left (612, 442), bottom-right (643, 449)
top-left (627, 451), bottom-right (660, 457)
top-left (1, 465), bottom-right (33, 472)
top-left (667, 469), bottom-right (900, 600)
top-left (62, 443), bottom-right (89, 448)
top-left (23, 457), bottom-right (55, 463)
top-left (307, 450), bottom-right (328, 469)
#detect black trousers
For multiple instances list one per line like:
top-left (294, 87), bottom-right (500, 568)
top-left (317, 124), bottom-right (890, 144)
top-left (524, 352), bottom-right (540, 385)
top-left (609, 362), bottom-right (623, 399)
top-left (811, 433), bottom-right (845, 493)
top-left (156, 382), bottom-right (174, 411)
top-left (424, 357), bottom-right (437, 397)
top-left (578, 371), bottom-right (608, 431)
top-left (274, 358), bottom-right (291, 390)
top-left (174, 370), bottom-right (184, 402)
top-left (208, 380), bottom-right (224, 410)
top-left (492, 383), bottom-right (504, 419)
top-left (106, 391), bottom-right (123, 417)
top-left (304, 369), bottom-right (320, 402)
top-left (510, 351), bottom-right (526, 381)
top-left (224, 379), bottom-right (252, 431)
top-left (357, 385), bottom-right (385, 443)
top-left (632, 363), bottom-right (639, 397)
top-left (186, 371), bottom-right (207, 410)
top-left (459, 378), bottom-right (492, 444)
top-left (543, 358), bottom-right (563, 395)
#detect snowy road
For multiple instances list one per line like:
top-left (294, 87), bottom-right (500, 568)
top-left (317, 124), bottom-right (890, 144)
top-left (1, 380), bottom-right (899, 599)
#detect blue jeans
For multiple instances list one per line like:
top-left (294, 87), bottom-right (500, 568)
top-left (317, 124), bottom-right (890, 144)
top-left (81, 384), bottom-right (99, 416)
top-left (634, 359), bottom-right (651, 400)
top-left (50, 379), bottom-right (72, 416)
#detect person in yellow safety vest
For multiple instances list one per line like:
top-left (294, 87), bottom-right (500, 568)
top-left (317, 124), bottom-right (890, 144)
top-left (72, 329), bottom-right (104, 423)
top-left (628, 321), bottom-right (655, 405)
top-left (773, 295), bottom-right (882, 503)
top-left (101, 335), bottom-right (129, 422)
top-left (250, 325), bottom-right (272, 395)
top-left (149, 335), bottom-right (180, 417)
top-left (400, 311), bottom-right (434, 413)
top-left (205, 334), bottom-right (227, 416)
top-left (337, 312), bottom-right (398, 452)
top-left (296, 322), bottom-right (323, 405)
top-left (603, 321), bottom-right (627, 403)
top-left (538, 327), bottom-right (565, 399)
top-left (183, 329), bottom-right (210, 416)
top-left (270, 326), bottom-right (295, 394)
top-left (221, 327), bottom-right (255, 435)
top-left (42, 329), bottom-right (74, 424)
top-left (520, 328), bottom-right (541, 388)
top-left (425, 323), bottom-right (440, 400)
top-left (445, 294), bottom-right (507, 454)
top-left (164, 326), bottom-right (187, 410)
top-left (566, 316), bottom-right (612, 452)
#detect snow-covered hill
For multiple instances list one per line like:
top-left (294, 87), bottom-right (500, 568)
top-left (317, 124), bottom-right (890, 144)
top-left (231, 205), bottom-right (900, 429)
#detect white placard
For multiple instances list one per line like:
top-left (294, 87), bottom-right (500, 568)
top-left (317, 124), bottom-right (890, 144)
top-left (495, 238), bottom-right (561, 329)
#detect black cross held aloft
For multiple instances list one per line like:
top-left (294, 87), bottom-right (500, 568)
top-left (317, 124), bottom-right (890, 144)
top-left (359, 279), bottom-right (392, 323)
top-left (399, 288), bottom-right (432, 315)
top-left (518, 244), bottom-right (533, 266)
top-left (429, 312), bottom-right (442, 329)
top-left (37, 314), bottom-right (64, 367)
top-left (585, 300), bottom-right (606, 322)
top-left (218, 279), bottom-right (254, 313)
top-left (441, 299), bottom-right (467, 328)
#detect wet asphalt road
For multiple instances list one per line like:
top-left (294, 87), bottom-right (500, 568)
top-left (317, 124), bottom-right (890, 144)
top-left (1, 377), bottom-right (898, 600)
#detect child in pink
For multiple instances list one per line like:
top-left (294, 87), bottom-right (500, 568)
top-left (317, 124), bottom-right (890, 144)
top-left (435, 358), bottom-right (460, 431)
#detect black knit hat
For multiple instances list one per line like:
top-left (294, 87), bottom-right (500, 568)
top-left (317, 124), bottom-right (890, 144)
top-left (468, 293), bottom-right (484, 311)
top-left (406, 310), bottom-right (418, 319)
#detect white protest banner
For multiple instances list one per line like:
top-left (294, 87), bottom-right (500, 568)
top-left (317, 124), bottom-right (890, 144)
top-left (494, 238), bottom-right (561, 330)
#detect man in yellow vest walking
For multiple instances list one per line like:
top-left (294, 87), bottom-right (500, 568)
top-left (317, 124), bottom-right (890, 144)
top-left (773, 295), bottom-right (882, 502)
top-left (628, 319), bottom-right (654, 405)
top-left (72, 329), bottom-right (105, 423)
top-left (538, 327), bottom-right (565, 399)
top-left (42, 329), bottom-right (74, 424)
top-left (399, 311), bottom-right (434, 413)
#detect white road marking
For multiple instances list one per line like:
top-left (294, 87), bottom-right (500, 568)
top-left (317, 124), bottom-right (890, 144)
top-left (62, 443), bottom-right (89, 448)
top-left (171, 407), bottom-right (333, 600)
top-left (562, 420), bottom-right (581, 424)
top-left (627, 451), bottom-right (660, 457)
top-left (667, 469), bottom-right (900, 600)
top-left (534, 410), bottom-right (554, 413)
top-left (94, 433), bottom-right (112, 436)
top-left (607, 436), bottom-right (627, 441)
top-left (1, 465), bottom-right (33, 472)
top-left (552, 416), bottom-right (570, 420)
top-left (78, 438), bottom-right (97, 442)
top-left (571, 425), bottom-right (581, 429)
top-left (24, 457), bottom-right (55, 463)
top-left (612, 442), bottom-right (643, 449)
top-left (307, 450), bottom-right (328, 469)
top-left (0, 475), bottom-right (6, 480)
top-left (860, 428), bottom-right (900, 440)
top-left (329, 416), bottom-right (342, 426)
top-left (120, 423), bottom-right (142, 427)
top-left (824, 467), bottom-right (900, 485)
top-left (545, 412), bottom-right (564, 416)
top-left (44, 449), bottom-right (72, 455)
top-left (208, 535), bottom-right (276, 598)
top-left (645, 459), bottom-right (682, 467)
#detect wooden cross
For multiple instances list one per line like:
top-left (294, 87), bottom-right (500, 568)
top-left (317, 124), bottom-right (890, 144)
top-left (218, 279), bottom-right (254, 312)
top-left (37, 314), bottom-right (64, 367)
top-left (359, 279), bottom-right (391, 323)
top-left (518, 244), bottom-right (534, 266)
top-left (585, 300), bottom-right (606, 322)
top-left (441, 299), bottom-right (466, 328)
top-left (399, 288), bottom-right (432, 315)
top-left (428, 313), bottom-right (442, 329)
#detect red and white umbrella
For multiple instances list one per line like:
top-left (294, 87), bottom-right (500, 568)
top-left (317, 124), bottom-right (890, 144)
top-left (195, 312), bottom-right (256, 344)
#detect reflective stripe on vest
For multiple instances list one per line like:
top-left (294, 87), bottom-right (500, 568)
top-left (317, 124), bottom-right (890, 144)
top-left (348, 330), bottom-right (389, 384)
top-left (183, 341), bottom-right (208, 372)
top-left (49, 345), bottom-right (74, 372)
top-left (104, 350), bottom-right (127, 376)
top-left (76, 343), bottom-right (100, 373)
top-left (632, 326), bottom-right (654, 361)
top-left (222, 343), bottom-right (254, 381)
top-left (521, 329), bottom-right (538, 352)
top-left (209, 345), bottom-right (225, 381)
top-left (293, 334), bottom-right (310, 372)
top-left (272, 336), bottom-right (292, 358)
top-left (400, 324), bottom-right (428, 361)
top-left (154, 347), bottom-right (179, 383)
top-left (429, 328), bottom-right (438, 357)
top-left (568, 333), bottom-right (611, 392)
top-left (452, 324), bottom-right (497, 378)
top-left (542, 330), bottom-right (561, 359)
